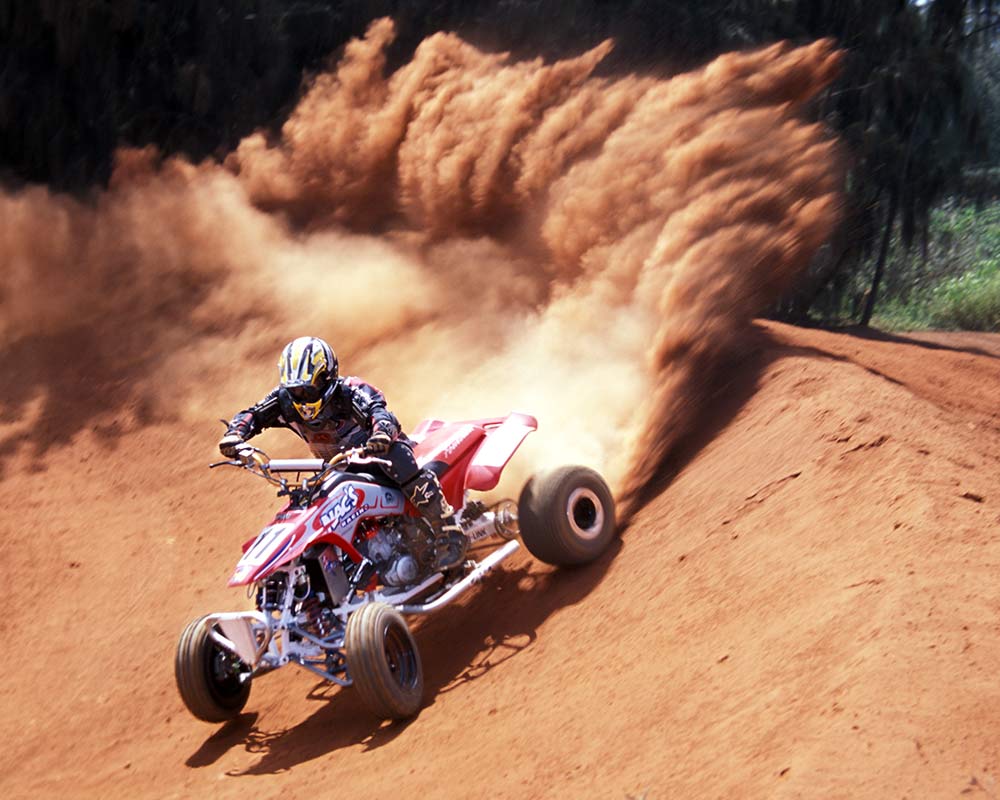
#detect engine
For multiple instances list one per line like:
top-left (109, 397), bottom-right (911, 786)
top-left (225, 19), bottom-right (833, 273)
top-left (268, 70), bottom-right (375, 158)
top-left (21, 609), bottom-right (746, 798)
top-left (363, 517), bottom-right (437, 587)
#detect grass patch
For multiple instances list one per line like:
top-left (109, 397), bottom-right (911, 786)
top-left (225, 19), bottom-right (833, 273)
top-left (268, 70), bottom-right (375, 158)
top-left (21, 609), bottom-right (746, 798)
top-left (868, 201), bottom-right (1000, 332)
top-left (874, 259), bottom-right (1000, 332)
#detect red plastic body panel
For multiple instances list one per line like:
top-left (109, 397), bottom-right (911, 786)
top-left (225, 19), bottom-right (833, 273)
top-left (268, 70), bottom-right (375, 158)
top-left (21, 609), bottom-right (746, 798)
top-left (228, 482), bottom-right (404, 586)
top-left (412, 412), bottom-right (538, 500)
top-left (411, 423), bottom-right (485, 507)
top-left (466, 412), bottom-right (537, 491)
top-left (226, 412), bottom-right (537, 587)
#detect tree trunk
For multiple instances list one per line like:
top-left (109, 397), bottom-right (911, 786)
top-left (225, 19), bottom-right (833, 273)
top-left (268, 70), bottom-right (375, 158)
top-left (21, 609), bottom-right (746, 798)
top-left (860, 190), bottom-right (899, 327)
top-left (788, 211), bottom-right (853, 318)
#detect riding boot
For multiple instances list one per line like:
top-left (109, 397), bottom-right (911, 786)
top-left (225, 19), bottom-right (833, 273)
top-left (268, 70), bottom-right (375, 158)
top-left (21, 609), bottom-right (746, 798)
top-left (402, 469), bottom-right (468, 570)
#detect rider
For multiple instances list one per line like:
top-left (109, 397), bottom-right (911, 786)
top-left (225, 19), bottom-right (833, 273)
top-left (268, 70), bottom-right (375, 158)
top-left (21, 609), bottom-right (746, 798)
top-left (218, 336), bottom-right (468, 570)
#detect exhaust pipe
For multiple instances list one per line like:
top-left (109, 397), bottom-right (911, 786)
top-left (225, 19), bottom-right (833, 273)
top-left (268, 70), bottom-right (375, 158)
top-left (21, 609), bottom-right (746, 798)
top-left (461, 499), bottom-right (519, 543)
top-left (396, 539), bottom-right (521, 615)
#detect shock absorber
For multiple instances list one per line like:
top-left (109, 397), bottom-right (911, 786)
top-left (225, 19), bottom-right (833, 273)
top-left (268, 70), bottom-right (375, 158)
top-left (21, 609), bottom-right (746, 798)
top-left (299, 596), bottom-right (337, 638)
top-left (256, 573), bottom-right (288, 611)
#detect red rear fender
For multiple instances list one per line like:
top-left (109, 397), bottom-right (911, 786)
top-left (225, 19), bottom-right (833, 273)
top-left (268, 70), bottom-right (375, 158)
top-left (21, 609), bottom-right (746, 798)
top-left (466, 412), bottom-right (537, 491)
top-left (412, 423), bottom-right (485, 465)
top-left (411, 412), bottom-right (537, 494)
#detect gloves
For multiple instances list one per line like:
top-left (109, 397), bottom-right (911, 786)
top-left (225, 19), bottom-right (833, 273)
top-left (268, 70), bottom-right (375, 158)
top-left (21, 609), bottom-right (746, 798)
top-left (365, 430), bottom-right (392, 455)
top-left (218, 433), bottom-right (245, 458)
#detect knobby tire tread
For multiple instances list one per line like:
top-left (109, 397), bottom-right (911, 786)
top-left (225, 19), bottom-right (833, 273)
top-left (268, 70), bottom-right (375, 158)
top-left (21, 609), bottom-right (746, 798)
top-left (346, 603), bottom-right (423, 720)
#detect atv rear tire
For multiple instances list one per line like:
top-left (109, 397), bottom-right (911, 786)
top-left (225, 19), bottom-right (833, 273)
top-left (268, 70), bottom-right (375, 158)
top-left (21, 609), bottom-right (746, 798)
top-left (175, 616), bottom-right (252, 723)
top-left (346, 602), bottom-right (423, 720)
top-left (518, 465), bottom-right (617, 566)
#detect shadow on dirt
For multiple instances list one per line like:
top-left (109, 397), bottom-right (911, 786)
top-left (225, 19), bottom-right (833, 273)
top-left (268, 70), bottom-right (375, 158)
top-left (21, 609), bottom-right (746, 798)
top-left (0, 326), bottom-right (162, 466)
top-left (185, 713), bottom-right (261, 768)
top-left (185, 540), bottom-right (619, 774)
top-left (0, 290), bottom-right (260, 472)
top-left (772, 322), bottom-right (1000, 426)
top-left (795, 320), bottom-right (999, 360)
top-left (617, 317), bottom-right (988, 526)
top-left (772, 337), bottom-right (911, 389)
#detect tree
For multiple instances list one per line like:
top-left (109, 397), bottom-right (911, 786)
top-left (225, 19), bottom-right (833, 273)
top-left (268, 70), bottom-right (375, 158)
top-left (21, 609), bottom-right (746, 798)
top-left (0, 0), bottom-right (994, 323)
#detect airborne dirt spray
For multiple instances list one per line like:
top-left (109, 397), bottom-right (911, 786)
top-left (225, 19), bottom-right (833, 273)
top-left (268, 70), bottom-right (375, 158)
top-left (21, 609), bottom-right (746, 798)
top-left (0, 20), bottom-right (842, 519)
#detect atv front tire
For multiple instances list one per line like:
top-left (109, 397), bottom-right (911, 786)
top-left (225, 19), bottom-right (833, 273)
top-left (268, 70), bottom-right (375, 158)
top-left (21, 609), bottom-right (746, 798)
top-left (175, 616), bottom-right (252, 723)
top-left (518, 465), bottom-right (617, 566)
top-left (346, 602), bottom-right (424, 720)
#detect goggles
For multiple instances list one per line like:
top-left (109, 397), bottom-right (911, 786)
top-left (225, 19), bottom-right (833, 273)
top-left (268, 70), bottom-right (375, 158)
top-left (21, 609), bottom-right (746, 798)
top-left (286, 384), bottom-right (323, 403)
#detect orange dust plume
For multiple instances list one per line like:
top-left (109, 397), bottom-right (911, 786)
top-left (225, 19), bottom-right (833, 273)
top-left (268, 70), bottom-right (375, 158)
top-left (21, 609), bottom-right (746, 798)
top-left (228, 22), bottom-right (843, 508)
top-left (1, 20), bottom-right (843, 513)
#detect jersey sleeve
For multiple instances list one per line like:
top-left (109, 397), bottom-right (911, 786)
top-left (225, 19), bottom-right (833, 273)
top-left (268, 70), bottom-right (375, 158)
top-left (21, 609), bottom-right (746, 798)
top-left (345, 378), bottom-right (401, 439)
top-left (225, 387), bottom-right (285, 439)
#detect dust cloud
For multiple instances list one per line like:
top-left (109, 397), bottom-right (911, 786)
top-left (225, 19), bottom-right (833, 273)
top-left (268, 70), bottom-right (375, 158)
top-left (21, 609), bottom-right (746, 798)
top-left (0, 20), bottom-right (842, 515)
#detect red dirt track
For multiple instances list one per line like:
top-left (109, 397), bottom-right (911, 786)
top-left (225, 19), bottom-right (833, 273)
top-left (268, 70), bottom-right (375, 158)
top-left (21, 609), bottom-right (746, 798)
top-left (2, 321), bottom-right (999, 799)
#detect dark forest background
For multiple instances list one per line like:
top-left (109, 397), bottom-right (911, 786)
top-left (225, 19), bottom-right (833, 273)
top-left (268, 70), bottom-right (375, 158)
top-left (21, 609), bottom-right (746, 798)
top-left (2, 0), bottom-right (999, 326)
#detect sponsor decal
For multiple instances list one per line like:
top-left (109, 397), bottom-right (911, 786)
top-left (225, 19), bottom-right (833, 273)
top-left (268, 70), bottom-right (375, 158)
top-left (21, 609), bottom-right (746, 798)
top-left (467, 524), bottom-right (494, 543)
top-left (441, 429), bottom-right (469, 459)
top-left (318, 546), bottom-right (338, 572)
top-left (409, 479), bottom-right (435, 508)
top-left (381, 490), bottom-right (403, 510)
top-left (320, 485), bottom-right (372, 531)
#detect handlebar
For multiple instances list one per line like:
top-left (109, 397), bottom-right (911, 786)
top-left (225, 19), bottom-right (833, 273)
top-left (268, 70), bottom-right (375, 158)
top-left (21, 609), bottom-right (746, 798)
top-left (209, 446), bottom-right (392, 495)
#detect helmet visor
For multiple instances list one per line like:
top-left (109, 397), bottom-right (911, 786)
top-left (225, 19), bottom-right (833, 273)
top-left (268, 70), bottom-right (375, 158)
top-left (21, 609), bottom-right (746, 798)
top-left (286, 384), bottom-right (322, 403)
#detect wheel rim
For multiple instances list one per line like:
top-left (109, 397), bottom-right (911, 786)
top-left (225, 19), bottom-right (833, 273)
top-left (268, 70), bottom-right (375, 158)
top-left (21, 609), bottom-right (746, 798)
top-left (383, 621), bottom-right (420, 690)
top-left (205, 632), bottom-right (249, 704)
top-left (566, 487), bottom-right (605, 541)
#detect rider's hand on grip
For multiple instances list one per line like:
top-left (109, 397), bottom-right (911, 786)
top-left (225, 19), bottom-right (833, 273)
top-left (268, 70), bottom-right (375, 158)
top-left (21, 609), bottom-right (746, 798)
top-left (219, 433), bottom-right (245, 458)
top-left (365, 431), bottom-right (392, 455)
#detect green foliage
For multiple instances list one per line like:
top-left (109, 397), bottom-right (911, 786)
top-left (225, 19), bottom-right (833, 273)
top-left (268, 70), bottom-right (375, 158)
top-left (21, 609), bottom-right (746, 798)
top-left (972, 44), bottom-right (1000, 164)
top-left (925, 263), bottom-right (1000, 329)
top-left (870, 201), bottom-right (1000, 330)
top-left (886, 201), bottom-right (1000, 295)
top-left (875, 262), bottom-right (1000, 330)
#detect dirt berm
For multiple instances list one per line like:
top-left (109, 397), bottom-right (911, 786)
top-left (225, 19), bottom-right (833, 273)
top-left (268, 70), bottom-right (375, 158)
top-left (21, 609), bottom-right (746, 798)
top-left (2, 321), bottom-right (998, 799)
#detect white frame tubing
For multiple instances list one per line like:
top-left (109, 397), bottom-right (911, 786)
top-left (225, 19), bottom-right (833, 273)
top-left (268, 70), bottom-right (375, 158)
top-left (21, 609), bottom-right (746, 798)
top-left (396, 539), bottom-right (520, 615)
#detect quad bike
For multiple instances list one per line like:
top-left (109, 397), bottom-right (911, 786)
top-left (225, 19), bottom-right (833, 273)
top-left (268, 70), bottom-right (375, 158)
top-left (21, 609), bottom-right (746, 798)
top-left (175, 412), bottom-right (616, 722)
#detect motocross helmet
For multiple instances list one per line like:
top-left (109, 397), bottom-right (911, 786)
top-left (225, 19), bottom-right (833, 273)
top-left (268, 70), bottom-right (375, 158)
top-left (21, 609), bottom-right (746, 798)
top-left (278, 336), bottom-right (338, 421)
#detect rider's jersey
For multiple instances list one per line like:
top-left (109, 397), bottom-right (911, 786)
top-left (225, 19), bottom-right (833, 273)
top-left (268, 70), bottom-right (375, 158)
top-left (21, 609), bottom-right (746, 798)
top-left (224, 377), bottom-right (403, 461)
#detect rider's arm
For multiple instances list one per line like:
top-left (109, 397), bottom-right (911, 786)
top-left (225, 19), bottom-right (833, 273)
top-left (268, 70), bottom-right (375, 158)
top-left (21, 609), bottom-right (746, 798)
top-left (346, 379), bottom-right (400, 440)
top-left (225, 388), bottom-right (284, 440)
